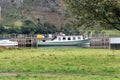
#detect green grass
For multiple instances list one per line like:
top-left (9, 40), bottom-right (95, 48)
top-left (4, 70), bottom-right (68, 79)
top-left (0, 48), bottom-right (120, 79)
top-left (104, 30), bottom-right (120, 37)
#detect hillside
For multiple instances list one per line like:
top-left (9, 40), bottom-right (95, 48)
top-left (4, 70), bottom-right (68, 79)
top-left (0, 0), bottom-right (68, 26)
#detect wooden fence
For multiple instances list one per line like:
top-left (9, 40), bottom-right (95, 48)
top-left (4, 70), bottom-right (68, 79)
top-left (10, 34), bottom-right (37, 48)
top-left (90, 34), bottom-right (110, 49)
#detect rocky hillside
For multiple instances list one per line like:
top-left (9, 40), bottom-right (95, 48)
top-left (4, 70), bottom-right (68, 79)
top-left (0, 0), bottom-right (68, 26)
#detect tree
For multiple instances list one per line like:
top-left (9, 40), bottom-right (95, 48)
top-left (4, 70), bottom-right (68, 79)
top-left (6, 27), bottom-right (21, 34)
top-left (21, 20), bottom-right (36, 34)
top-left (13, 20), bottom-right (23, 27)
top-left (0, 25), bottom-right (5, 34)
top-left (35, 22), bottom-right (58, 34)
top-left (43, 22), bottom-right (58, 34)
top-left (64, 0), bottom-right (120, 31)
top-left (60, 23), bottom-right (80, 35)
top-left (35, 23), bottom-right (46, 34)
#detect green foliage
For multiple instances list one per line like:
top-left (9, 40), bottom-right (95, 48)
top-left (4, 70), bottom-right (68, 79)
top-left (60, 23), bottom-right (80, 34)
top-left (43, 22), bottom-right (59, 34)
top-left (35, 22), bottom-right (59, 34)
top-left (0, 20), bottom-right (59, 34)
top-left (64, 0), bottom-right (120, 31)
top-left (1, 19), bottom-right (120, 35)
top-left (6, 27), bottom-right (21, 34)
top-left (21, 20), bottom-right (36, 34)
top-left (13, 20), bottom-right (23, 27)
top-left (104, 30), bottom-right (120, 37)
top-left (0, 25), bottom-right (5, 34)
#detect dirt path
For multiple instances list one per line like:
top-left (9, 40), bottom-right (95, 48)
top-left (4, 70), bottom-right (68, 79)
top-left (0, 72), bottom-right (119, 77)
top-left (0, 73), bottom-right (17, 76)
top-left (0, 72), bottom-right (95, 77)
top-left (0, 72), bottom-right (68, 76)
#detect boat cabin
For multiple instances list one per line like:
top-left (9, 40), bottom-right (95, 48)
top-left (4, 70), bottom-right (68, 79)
top-left (51, 35), bottom-right (88, 42)
top-left (37, 35), bottom-right (90, 47)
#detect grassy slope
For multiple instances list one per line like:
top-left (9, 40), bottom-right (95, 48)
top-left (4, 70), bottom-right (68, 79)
top-left (0, 48), bottom-right (120, 80)
top-left (105, 30), bottom-right (120, 37)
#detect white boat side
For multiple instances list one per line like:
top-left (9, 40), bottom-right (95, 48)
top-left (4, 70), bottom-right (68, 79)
top-left (40, 35), bottom-right (89, 42)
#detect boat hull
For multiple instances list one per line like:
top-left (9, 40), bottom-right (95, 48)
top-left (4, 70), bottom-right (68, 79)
top-left (37, 39), bottom-right (90, 48)
top-left (0, 43), bottom-right (18, 46)
top-left (0, 40), bottom-right (18, 47)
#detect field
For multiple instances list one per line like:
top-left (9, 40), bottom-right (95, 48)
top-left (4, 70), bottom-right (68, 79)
top-left (0, 48), bottom-right (120, 80)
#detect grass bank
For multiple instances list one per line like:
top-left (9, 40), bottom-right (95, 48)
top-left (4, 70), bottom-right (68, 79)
top-left (105, 30), bottom-right (120, 37)
top-left (0, 48), bottom-right (120, 79)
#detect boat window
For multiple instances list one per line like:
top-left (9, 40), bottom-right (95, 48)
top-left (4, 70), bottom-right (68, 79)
top-left (58, 37), bottom-right (61, 40)
top-left (73, 37), bottom-right (76, 40)
top-left (42, 40), bottom-right (46, 42)
top-left (78, 37), bottom-right (81, 40)
top-left (68, 37), bottom-right (71, 40)
top-left (63, 37), bottom-right (66, 40)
